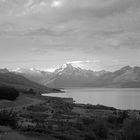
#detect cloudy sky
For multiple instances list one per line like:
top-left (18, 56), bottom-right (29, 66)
top-left (0, 0), bottom-right (140, 71)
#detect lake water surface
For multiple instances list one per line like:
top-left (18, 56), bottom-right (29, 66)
top-left (43, 88), bottom-right (140, 110)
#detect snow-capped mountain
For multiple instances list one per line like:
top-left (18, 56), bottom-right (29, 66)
top-left (12, 64), bottom-right (140, 88)
top-left (13, 64), bottom-right (107, 88)
top-left (46, 63), bottom-right (105, 87)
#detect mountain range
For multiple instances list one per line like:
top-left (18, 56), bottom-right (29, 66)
top-left (12, 64), bottom-right (140, 88)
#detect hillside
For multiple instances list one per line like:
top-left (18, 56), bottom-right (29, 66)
top-left (0, 69), bottom-right (60, 93)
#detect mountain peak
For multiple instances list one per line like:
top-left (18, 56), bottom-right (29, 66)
top-left (65, 63), bottom-right (74, 68)
top-left (121, 65), bottom-right (132, 71)
top-left (55, 63), bottom-right (76, 73)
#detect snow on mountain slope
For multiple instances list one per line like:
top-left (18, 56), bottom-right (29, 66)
top-left (11, 64), bottom-right (140, 88)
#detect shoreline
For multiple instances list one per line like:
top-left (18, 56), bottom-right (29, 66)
top-left (42, 94), bottom-right (140, 111)
top-left (0, 94), bottom-right (140, 140)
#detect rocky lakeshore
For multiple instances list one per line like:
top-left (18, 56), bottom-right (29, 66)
top-left (0, 94), bottom-right (140, 140)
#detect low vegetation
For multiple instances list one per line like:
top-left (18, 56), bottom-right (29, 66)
top-left (0, 87), bottom-right (19, 101)
top-left (0, 95), bottom-right (139, 140)
top-left (0, 109), bottom-right (18, 128)
top-left (122, 118), bottom-right (140, 140)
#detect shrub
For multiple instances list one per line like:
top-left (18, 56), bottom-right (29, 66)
top-left (0, 109), bottom-right (18, 128)
top-left (123, 118), bottom-right (140, 140)
top-left (93, 119), bottom-right (108, 139)
top-left (117, 111), bottom-right (129, 124)
top-left (108, 115), bottom-right (117, 124)
top-left (81, 118), bottom-right (109, 139)
top-left (82, 117), bottom-right (95, 125)
top-left (24, 88), bottom-right (36, 95)
top-left (0, 86), bottom-right (19, 101)
top-left (84, 133), bottom-right (97, 140)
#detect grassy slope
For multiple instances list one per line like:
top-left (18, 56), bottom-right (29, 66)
top-left (0, 72), bottom-right (61, 93)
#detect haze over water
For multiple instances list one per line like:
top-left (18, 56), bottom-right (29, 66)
top-left (44, 88), bottom-right (140, 110)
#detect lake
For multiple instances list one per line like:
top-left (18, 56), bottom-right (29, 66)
top-left (43, 88), bottom-right (140, 110)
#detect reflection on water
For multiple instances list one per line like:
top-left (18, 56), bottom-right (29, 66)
top-left (43, 88), bottom-right (140, 110)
